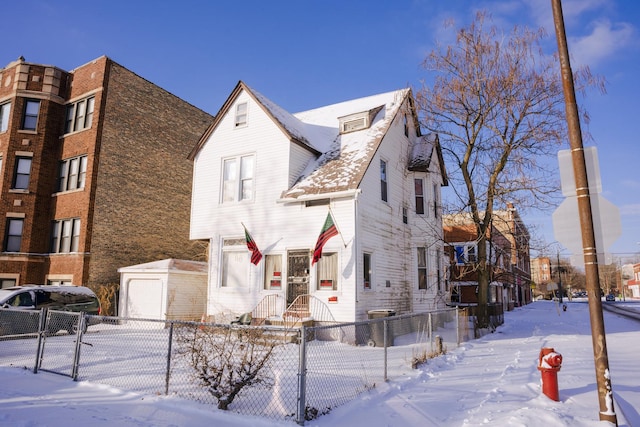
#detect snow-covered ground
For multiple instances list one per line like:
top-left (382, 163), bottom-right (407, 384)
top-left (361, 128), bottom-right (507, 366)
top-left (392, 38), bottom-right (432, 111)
top-left (1, 299), bottom-right (638, 426)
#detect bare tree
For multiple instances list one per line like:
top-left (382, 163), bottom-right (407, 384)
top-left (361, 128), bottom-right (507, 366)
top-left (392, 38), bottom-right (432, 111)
top-left (416, 11), bottom-right (602, 326)
top-left (177, 324), bottom-right (281, 410)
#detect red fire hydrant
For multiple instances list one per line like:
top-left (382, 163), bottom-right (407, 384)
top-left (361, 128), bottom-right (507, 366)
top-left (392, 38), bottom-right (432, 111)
top-left (538, 347), bottom-right (563, 401)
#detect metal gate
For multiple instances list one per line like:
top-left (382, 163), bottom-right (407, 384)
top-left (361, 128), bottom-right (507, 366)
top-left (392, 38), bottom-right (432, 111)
top-left (36, 310), bottom-right (85, 379)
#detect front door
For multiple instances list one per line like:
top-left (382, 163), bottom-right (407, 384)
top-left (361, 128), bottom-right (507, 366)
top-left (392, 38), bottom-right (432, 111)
top-left (287, 250), bottom-right (310, 305)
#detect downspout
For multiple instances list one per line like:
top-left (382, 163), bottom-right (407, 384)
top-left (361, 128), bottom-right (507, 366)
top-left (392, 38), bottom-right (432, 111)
top-left (354, 191), bottom-right (360, 304)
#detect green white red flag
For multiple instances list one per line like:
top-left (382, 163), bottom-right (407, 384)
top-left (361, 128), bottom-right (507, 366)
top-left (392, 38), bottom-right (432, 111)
top-left (312, 212), bottom-right (339, 265)
top-left (243, 225), bottom-right (262, 265)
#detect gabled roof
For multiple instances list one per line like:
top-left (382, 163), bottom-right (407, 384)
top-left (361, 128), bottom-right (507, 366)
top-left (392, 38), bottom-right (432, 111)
top-left (280, 88), bottom-right (412, 199)
top-left (408, 133), bottom-right (448, 186)
top-left (190, 82), bottom-right (446, 199)
top-left (188, 81), bottom-right (321, 160)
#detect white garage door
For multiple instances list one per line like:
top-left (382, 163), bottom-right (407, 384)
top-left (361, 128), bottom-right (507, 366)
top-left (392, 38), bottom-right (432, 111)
top-left (127, 279), bottom-right (163, 319)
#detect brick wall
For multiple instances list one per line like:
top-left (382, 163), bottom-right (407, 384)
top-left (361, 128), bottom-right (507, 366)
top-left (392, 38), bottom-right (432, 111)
top-left (87, 59), bottom-right (212, 285)
top-left (0, 57), bottom-right (213, 286)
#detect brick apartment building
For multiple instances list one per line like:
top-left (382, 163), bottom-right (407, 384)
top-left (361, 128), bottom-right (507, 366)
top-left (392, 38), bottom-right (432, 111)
top-left (0, 56), bottom-right (213, 289)
top-left (444, 203), bottom-right (532, 310)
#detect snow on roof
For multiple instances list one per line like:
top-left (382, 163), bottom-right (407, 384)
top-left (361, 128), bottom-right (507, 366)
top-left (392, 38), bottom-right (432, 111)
top-left (118, 259), bottom-right (207, 273)
top-left (192, 83), bottom-right (417, 199)
top-left (275, 88), bottom-right (411, 199)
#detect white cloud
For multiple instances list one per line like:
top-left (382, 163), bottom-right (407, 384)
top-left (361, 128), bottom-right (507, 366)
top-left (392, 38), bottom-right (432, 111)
top-left (569, 20), bottom-right (636, 67)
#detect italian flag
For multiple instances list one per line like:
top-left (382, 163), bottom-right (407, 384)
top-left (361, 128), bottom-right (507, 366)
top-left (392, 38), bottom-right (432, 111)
top-left (243, 225), bottom-right (262, 265)
top-left (312, 212), bottom-right (339, 265)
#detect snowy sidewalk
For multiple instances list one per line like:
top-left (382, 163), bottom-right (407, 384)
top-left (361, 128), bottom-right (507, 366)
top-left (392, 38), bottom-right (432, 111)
top-left (314, 300), bottom-right (639, 426)
top-left (1, 300), bottom-right (638, 426)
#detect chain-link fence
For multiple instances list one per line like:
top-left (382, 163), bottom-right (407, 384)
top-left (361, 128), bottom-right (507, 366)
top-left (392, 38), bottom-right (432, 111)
top-left (0, 305), bottom-right (502, 425)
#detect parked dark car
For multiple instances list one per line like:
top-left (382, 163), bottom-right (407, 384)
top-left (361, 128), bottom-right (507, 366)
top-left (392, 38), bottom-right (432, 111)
top-left (605, 294), bottom-right (615, 302)
top-left (0, 285), bottom-right (101, 335)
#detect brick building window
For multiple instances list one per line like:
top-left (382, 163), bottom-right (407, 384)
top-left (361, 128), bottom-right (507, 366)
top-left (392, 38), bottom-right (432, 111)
top-left (0, 278), bottom-right (16, 289)
top-left (64, 96), bottom-right (95, 133)
top-left (51, 218), bottom-right (81, 253)
top-left (4, 218), bottom-right (24, 252)
top-left (57, 155), bottom-right (87, 192)
top-left (21, 100), bottom-right (40, 131)
top-left (0, 102), bottom-right (10, 132)
top-left (12, 156), bottom-right (32, 190)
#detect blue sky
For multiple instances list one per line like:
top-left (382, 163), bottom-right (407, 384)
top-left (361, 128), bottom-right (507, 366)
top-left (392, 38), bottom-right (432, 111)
top-left (4, 0), bottom-right (639, 260)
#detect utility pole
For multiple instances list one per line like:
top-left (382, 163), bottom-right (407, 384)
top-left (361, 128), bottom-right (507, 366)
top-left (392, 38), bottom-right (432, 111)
top-left (550, 0), bottom-right (617, 424)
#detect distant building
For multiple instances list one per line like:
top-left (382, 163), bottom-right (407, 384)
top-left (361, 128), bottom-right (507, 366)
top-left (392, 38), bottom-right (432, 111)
top-left (443, 203), bottom-right (532, 311)
top-left (531, 257), bottom-right (552, 298)
top-left (0, 56), bottom-right (213, 288)
top-left (626, 263), bottom-right (640, 298)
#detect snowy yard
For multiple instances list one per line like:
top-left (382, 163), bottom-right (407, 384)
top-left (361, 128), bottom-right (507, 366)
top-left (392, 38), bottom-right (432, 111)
top-left (1, 300), bottom-right (639, 426)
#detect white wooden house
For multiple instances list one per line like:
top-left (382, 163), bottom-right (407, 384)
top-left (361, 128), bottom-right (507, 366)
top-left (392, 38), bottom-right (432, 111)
top-left (189, 82), bottom-right (448, 323)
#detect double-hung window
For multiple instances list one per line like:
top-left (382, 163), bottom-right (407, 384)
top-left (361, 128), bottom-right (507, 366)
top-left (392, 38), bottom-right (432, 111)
top-left (65, 96), bottom-right (95, 133)
top-left (4, 218), bottom-right (24, 252)
top-left (363, 252), bottom-right (372, 289)
top-left (414, 178), bottom-right (425, 215)
top-left (222, 154), bottom-right (254, 203)
top-left (264, 254), bottom-right (283, 290)
top-left (51, 218), bottom-right (81, 253)
top-left (57, 155), bottom-right (87, 192)
top-left (221, 238), bottom-right (249, 288)
top-left (0, 102), bottom-right (10, 132)
top-left (316, 252), bottom-right (338, 291)
top-left (12, 156), bottom-right (32, 190)
top-left (21, 100), bottom-right (40, 131)
top-left (417, 247), bottom-right (427, 290)
top-left (454, 244), bottom-right (477, 265)
top-left (380, 159), bottom-right (388, 202)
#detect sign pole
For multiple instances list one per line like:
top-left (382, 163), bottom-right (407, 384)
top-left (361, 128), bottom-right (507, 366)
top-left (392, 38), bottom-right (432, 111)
top-left (550, 1), bottom-right (617, 424)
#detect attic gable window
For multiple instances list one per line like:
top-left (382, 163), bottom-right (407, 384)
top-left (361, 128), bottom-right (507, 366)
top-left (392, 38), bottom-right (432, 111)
top-left (338, 105), bottom-right (384, 134)
top-left (235, 102), bottom-right (248, 127)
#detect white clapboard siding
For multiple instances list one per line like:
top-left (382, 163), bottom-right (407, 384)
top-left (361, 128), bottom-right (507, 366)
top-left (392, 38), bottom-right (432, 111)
top-left (192, 87), bottom-right (448, 323)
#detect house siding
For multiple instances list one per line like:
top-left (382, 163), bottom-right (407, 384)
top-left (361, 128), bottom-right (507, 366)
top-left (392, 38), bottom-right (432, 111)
top-left (191, 85), bottom-right (448, 323)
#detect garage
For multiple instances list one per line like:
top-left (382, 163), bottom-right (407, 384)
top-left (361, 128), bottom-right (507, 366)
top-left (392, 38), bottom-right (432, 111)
top-left (118, 259), bottom-right (207, 321)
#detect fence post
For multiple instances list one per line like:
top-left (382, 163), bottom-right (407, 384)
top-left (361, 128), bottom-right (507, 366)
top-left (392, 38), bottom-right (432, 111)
top-left (456, 308), bottom-right (460, 346)
top-left (383, 319), bottom-right (388, 382)
top-left (296, 326), bottom-right (308, 426)
top-left (71, 313), bottom-right (87, 380)
top-left (165, 322), bottom-right (174, 395)
top-left (33, 308), bottom-right (46, 373)
top-left (428, 312), bottom-right (433, 352)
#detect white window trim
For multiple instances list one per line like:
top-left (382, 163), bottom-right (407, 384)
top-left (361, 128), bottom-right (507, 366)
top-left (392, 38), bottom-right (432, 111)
top-left (234, 102), bottom-right (248, 128)
top-left (220, 237), bottom-right (251, 289)
top-left (221, 154), bottom-right (255, 203)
